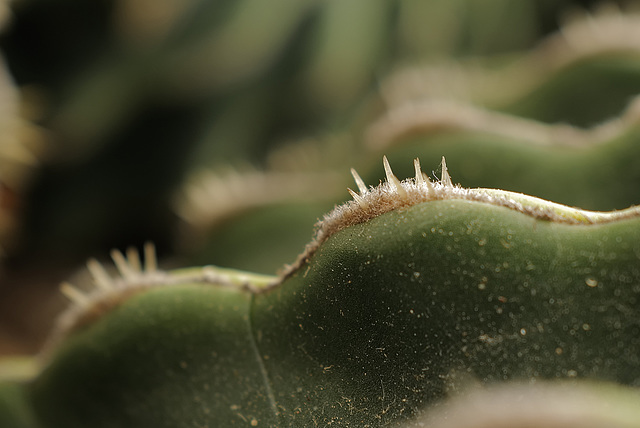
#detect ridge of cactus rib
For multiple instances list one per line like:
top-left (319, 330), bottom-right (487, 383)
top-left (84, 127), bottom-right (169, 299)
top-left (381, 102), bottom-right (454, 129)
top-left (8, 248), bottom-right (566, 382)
top-left (33, 154), bottom-right (640, 427)
top-left (175, 167), bottom-right (342, 229)
top-left (408, 380), bottom-right (640, 428)
top-left (367, 91), bottom-right (640, 152)
top-left (47, 242), bottom-right (275, 351)
top-left (533, 4), bottom-right (640, 71)
top-left (51, 154), bottom-right (640, 335)
top-left (382, 6), bottom-right (640, 110)
top-left (280, 155), bottom-right (640, 281)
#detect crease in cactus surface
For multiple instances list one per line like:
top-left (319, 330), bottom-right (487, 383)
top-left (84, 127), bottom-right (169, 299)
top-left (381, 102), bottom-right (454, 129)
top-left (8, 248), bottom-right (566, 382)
top-left (23, 157), bottom-right (640, 427)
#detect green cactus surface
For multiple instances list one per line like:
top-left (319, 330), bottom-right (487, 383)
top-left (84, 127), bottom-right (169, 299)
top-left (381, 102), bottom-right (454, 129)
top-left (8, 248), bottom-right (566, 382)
top-left (0, 382), bottom-right (36, 428)
top-left (27, 159), bottom-right (640, 427)
top-left (4, 3), bottom-right (640, 428)
top-left (0, 357), bottom-right (38, 428)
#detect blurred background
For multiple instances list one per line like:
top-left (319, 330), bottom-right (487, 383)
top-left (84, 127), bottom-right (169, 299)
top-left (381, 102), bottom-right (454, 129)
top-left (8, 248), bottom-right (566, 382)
top-left (1, 0), bottom-right (639, 356)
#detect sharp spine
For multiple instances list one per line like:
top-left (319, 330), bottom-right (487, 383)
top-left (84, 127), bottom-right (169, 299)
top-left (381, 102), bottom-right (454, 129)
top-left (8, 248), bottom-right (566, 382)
top-left (87, 259), bottom-right (113, 291)
top-left (350, 168), bottom-right (368, 195)
top-left (383, 156), bottom-right (408, 199)
top-left (111, 249), bottom-right (135, 279)
top-left (144, 242), bottom-right (157, 273)
top-left (414, 158), bottom-right (424, 186)
top-left (126, 247), bottom-right (142, 273)
top-left (414, 158), bottom-right (435, 194)
top-left (60, 282), bottom-right (90, 306)
top-left (441, 156), bottom-right (453, 187)
top-left (423, 172), bottom-right (435, 193)
top-left (348, 188), bottom-right (370, 210)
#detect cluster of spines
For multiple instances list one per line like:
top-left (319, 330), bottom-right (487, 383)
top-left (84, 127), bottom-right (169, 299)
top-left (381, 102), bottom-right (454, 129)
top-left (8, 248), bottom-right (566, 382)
top-left (347, 155), bottom-right (451, 212)
top-left (339, 156), bottom-right (640, 228)
top-left (59, 242), bottom-right (161, 308)
top-left (279, 156), bottom-right (456, 280)
top-left (49, 241), bottom-right (282, 351)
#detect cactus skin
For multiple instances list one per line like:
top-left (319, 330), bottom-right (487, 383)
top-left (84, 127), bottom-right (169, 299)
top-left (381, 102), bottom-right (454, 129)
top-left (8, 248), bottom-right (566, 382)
top-left (29, 181), bottom-right (640, 426)
top-left (251, 199), bottom-right (640, 425)
top-left (33, 283), bottom-right (277, 427)
top-left (502, 54), bottom-right (640, 127)
top-left (5, 2), bottom-right (640, 427)
top-left (0, 357), bottom-right (39, 428)
top-left (0, 382), bottom-right (37, 428)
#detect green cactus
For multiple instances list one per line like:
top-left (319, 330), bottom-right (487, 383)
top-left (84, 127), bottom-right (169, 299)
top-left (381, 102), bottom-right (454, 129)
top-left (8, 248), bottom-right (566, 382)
top-left (16, 157), bottom-right (640, 427)
top-left (2, 1), bottom-right (640, 427)
top-left (408, 381), bottom-right (640, 427)
top-left (169, 6), bottom-right (640, 276)
top-left (0, 382), bottom-right (35, 428)
top-left (0, 357), bottom-right (38, 428)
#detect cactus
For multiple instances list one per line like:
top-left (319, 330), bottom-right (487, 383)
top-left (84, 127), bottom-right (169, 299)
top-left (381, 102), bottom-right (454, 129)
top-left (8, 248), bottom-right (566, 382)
top-left (2, 1), bottom-right (640, 427)
top-left (0, 357), bottom-right (37, 428)
top-left (14, 157), bottom-right (639, 427)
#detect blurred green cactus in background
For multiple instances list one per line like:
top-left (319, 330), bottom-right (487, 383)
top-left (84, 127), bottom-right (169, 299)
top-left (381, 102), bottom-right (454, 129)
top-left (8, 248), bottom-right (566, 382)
top-left (1, 0), bottom-right (640, 426)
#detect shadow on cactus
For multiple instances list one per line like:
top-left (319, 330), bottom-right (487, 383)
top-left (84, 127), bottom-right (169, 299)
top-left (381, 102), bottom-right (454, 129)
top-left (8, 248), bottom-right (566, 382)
top-left (10, 157), bottom-right (637, 427)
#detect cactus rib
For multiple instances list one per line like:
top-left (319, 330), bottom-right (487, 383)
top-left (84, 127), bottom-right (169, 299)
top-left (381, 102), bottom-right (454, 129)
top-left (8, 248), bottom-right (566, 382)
top-left (48, 243), bottom-right (275, 351)
top-left (281, 156), bottom-right (640, 281)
